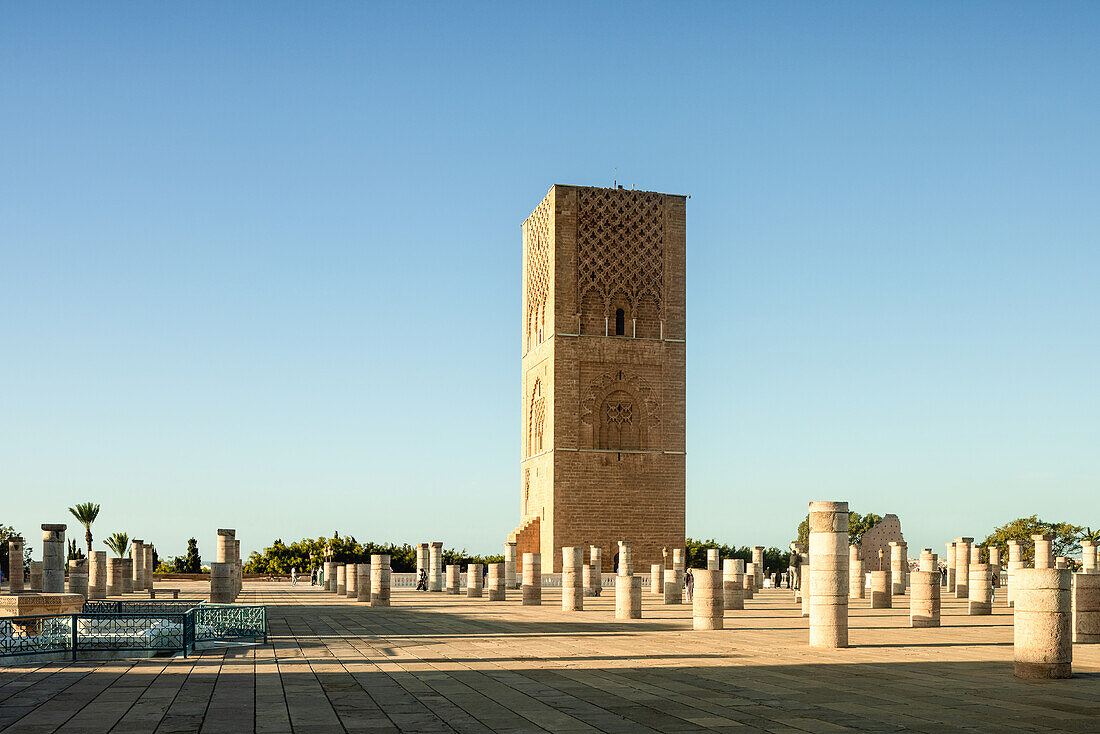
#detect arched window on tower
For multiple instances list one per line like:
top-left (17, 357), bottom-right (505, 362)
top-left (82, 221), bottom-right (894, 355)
top-left (615, 308), bottom-right (625, 336)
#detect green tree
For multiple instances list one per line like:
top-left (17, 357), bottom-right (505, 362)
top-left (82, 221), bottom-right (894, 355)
top-left (242, 534), bottom-right (505, 575)
top-left (181, 537), bottom-right (201, 573)
top-left (1080, 527), bottom-right (1100, 543)
top-left (104, 532), bottom-right (130, 558)
top-left (981, 516), bottom-right (1084, 566)
top-left (68, 502), bottom-right (101, 553)
top-left (0, 523), bottom-right (29, 579)
top-left (67, 538), bottom-right (85, 561)
top-left (685, 539), bottom-right (789, 575)
top-left (794, 511), bottom-right (882, 548)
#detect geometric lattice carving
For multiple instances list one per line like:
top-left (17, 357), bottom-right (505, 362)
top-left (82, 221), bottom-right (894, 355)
top-left (581, 370), bottom-right (660, 450)
top-left (524, 196), bottom-right (552, 348)
top-left (528, 379), bottom-right (545, 456)
top-left (577, 188), bottom-right (664, 315)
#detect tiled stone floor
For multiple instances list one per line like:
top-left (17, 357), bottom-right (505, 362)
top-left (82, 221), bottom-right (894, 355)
top-left (1, 581), bottom-right (1097, 733)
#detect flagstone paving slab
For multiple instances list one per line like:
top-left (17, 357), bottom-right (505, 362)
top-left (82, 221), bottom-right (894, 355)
top-left (1, 581), bottom-right (1098, 733)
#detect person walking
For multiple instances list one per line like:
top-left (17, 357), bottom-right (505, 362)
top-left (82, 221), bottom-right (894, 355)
top-left (685, 569), bottom-right (695, 602)
top-left (291, 567), bottom-right (297, 586)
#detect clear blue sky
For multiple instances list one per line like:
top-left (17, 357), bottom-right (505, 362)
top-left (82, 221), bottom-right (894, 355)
top-left (2, 3), bottom-right (1098, 561)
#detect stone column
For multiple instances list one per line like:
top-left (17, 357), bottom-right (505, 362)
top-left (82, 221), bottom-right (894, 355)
top-left (889, 541), bottom-right (906, 596)
top-left (721, 558), bottom-right (744, 610)
top-left (1081, 540), bottom-right (1098, 575)
top-left (849, 545), bottom-right (864, 599)
top-left (121, 558), bottom-right (133, 593)
top-left (562, 547), bottom-right (583, 611)
top-left (870, 570), bottom-right (891, 608)
top-left (988, 546), bottom-right (1001, 587)
top-left (590, 546), bottom-right (603, 595)
top-left (416, 543), bottom-right (428, 581)
top-left (487, 563), bottom-right (505, 601)
top-left (217, 530), bottom-right (234, 596)
top-left (323, 562), bottom-right (336, 592)
top-left (504, 541), bottom-right (518, 589)
top-left (650, 564), bottom-right (664, 596)
top-left (1013, 568), bottom-right (1071, 679)
top-left (1055, 557), bottom-right (1068, 570)
top-left (429, 542), bottom-right (443, 592)
top-left (970, 544), bottom-right (981, 566)
top-left (742, 561), bottom-right (755, 601)
top-left (88, 551), bottom-right (106, 600)
top-left (968, 563), bottom-right (991, 615)
top-left (1033, 534), bottom-right (1053, 569)
top-left (615, 540), bottom-right (641, 619)
top-left (808, 501), bottom-right (849, 648)
top-left (706, 549), bottom-right (719, 572)
top-left (6, 536), bottom-right (24, 592)
top-left (1007, 540), bottom-right (1024, 606)
top-left (106, 556), bottom-right (123, 596)
top-left (346, 563), bottom-right (357, 598)
top-left (41, 524), bottom-right (66, 593)
top-left (356, 563), bottom-right (371, 602)
top-left (954, 538), bottom-right (972, 598)
top-left (210, 562), bottom-right (233, 602)
top-left (131, 539), bottom-right (145, 592)
top-left (944, 542), bottom-right (956, 590)
top-left (148, 545), bottom-right (157, 591)
top-left (582, 565), bottom-right (593, 597)
top-left (745, 562), bottom-right (757, 595)
top-left (445, 565), bottom-right (460, 595)
top-left (522, 552), bottom-right (541, 606)
top-left (370, 554), bottom-right (391, 607)
top-left (466, 564), bottom-right (483, 598)
top-left (29, 561), bottom-right (43, 591)
top-left (911, 550), bottom-right (940, 627)
top-left (67, 559), bottom-right (88, 598)
top-left (752, 546), bottom-right (765, 589)
top-left (800, 559), bottom-right (810, 617)
top-left (1072, 573), bottom-right (1100, 643)
top-left (664, 549), bottom-right (684, 604)
top-left (692, 569), bottom-right (723, 630)
top-left (232, 540), bottom-right (240, 595)
top-left (336, 565), bottom-right (346, 596)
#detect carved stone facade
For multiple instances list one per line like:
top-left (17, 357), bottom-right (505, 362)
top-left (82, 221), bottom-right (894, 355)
top-left (511, 185), bottom-right (686, 573)
top-left (859, 514), bottom-right (905, 572)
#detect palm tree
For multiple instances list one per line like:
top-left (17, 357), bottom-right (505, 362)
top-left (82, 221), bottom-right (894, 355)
top-left (68, 502), bottom-right (101, 553)
top-left (1081, 527), bottom-right (1100, 543)
top-left (104, 532), bottom-right (129, 558)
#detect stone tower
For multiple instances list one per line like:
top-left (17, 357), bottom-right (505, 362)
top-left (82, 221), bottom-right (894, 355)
top-left (510, 185), bottom-right (686, 573)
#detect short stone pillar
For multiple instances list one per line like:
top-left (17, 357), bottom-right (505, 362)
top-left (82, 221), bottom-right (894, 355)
top-left (445, 565), bottom-right (460, 595)
top-left (870, 570), bottom-right (891, 608)
top-left (346, 563), bottom-right (358, 598)
top-left (429, 542), bottom-right (444, 592)
top-left (1007, 539), bottom-right (1024, 606)
top-left (356, 563), bottom-right (371, 602)
top-left (650, 564), bottom-right (664, 596)
top-left (954, 538), bottom-right (972, 598)
top-left (1033, 533), bottom-right (1053, 569)
top-left (988, 546), bottom-right (1001, 587)
top-left (808, 501), bottom-right (849, 648)
top-left (466, 564), bottom-right (483, 598)
top-left (216, 529), bottom-right (234, 566)
top-left (416, 543), bottom-right (428, 581)
top-left (323, 562), bottom-right (336, 592)
top-left (41, 524), bottom-right (66, 593)
top-left (562, 547), bottom-right (583, 611)
top-left (522, 552), bottom-right (541, 606)
top-left (706, 549), bottom-right (719, 572)
top-left (590, 546), bottom-right (603, 594)
top-left (745, 562), bottom-right (758, 600)
top-left (504, 541), bottom-right (518, 589)
top-left (664, 549), bottom-right (684, 604)
top-left (487, 563), bottom-right (505, 601)
top-left (131, 539), bottom-right (145, 592)
top-left (970, 544), bottom-right (981, 566)
top-left (1013, 568), bottom-right (1071, 679)
top-left (7, 536), bottom-right (25, 592)
top-left (968, 563), bottom-right (991, 615)
top-left (944, 542), bottom-right (956, 590)
top-left (88, 551), bottom-right (106, 600)
top-left (800, 559), bottom-right (811, 617)
top-left (910, 555), bottom-right (940, 627)
top-left (889, 541), bottom-right (906, 596)
top-left (849, 545), bottom-right (864, 600)
top-left (1080, 540), bottom-right (1098, 575)
top-left (1072, 573), bottom-right (1100, 643)
top-left (67, 559), bottom-right (88, 598)
top-left (722, 558), bottom-right (744, 610)
top-left (210, 562), bottom-right (233, 603)
top-left (121, 558), bottom-right (133, 593)
top-left (692, 569), bottom-right (723, 630)
top-left (615, 540), bottom-right (641, 619)
top-left (582, 565), bottom-right (594, 597)
top-left (105, 556), bottom-right (124, 596)
top-left (28, 561), bottom-right (43, 590)
top-left (335, 565), bottom-right (346, 596)
top-left (370, 554), bottom-right (391, 607)
top-left (1055, 557), bottom-right (1068, 570)
top-left (752, 546), bottom-right (765, 588)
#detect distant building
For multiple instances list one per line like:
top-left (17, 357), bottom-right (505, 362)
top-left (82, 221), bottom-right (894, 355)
top-left (859, 514), bottom-right (905, 569)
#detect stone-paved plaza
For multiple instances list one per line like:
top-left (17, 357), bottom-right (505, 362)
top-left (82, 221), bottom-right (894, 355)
top-left (1, 580), bottom-right (1097, 734)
